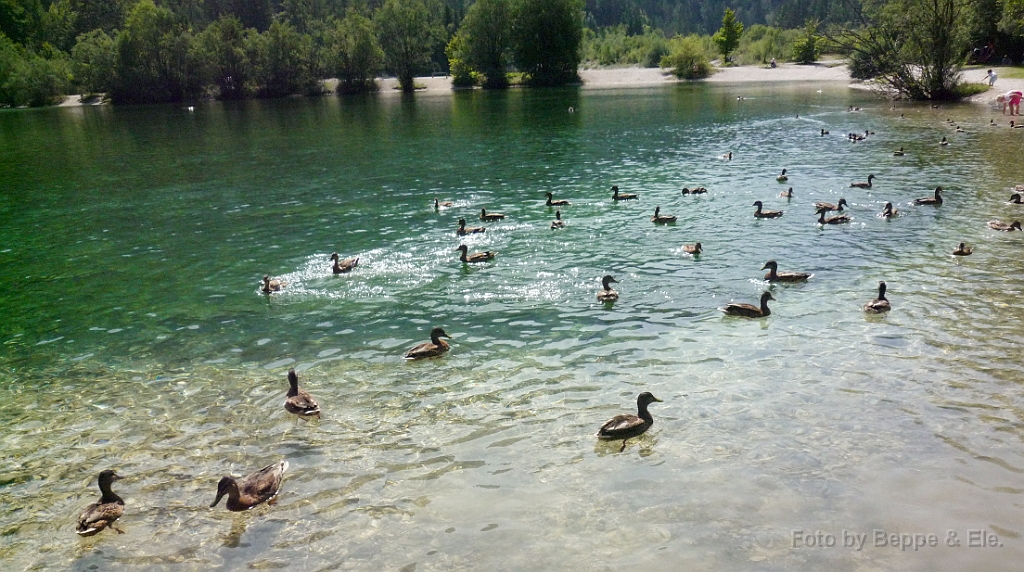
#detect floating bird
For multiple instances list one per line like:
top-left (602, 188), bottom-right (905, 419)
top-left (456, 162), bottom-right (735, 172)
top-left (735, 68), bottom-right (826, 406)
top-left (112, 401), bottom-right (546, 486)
top-left (952, 242), bottom-right (972, 256)
top-left (682, 242), bottom-right (702, 255)
top-left (284, 368), bottom-right (320, 420)
top-left (545, 192), bottom-right (570, 207)
top-left (880, 202), bottom-right (899, 218)
top-left (480, 208), bottom-right (505, 222)
top-left (850, 174), bottom-right (875, 189)
top-left (955, 126), bottom-right (965, 133)
top-left (776, 169), bottom-right (789, 182)
top-left (913, 186), bottom-right (943, 205)
top-left (779, 187), bottom-right (793, 198)
top-left (262, 275), bottom-right (285, 293)
top-left (76, 470), bottom-right (125, 537)
top-left (330, 252), bottom-right (358, 274)
top-left (551, 210), bottom-right (566, 229)
top-left (820, 128), bottom-right (829, 136)
top-left (1009, 193), bottom-right (1023, 204)
top-left (752, 201), bottom-right (783, 218)
top-left (597, 274), bottom-right (619, 302)
top-left (988, 220), bottom-right (1022, 231)
top-left (596, 392), bottom-right (663, 452)
top-left (817, 206), bottom-right (851, 225)
top-left (404, 327), bottom-right (451, 360)
top-left (761, 260), bottom-right (812, 282)
top-left (863, 281), bottom-right (891, 313)
top-left (456, 244), bottom-right (497, 263)
top-left (720, 291), bottom-right (775, 318)
top-left (940, 136), bottom-right (949, 146)
top-left (719, 151), bottom-right (733, 160)
top-left (457, 218), bottom-right (485, 236)
top-left (611, 185), bottom-right (638, 201)
top-left (434, 198), bottom-right (453, 209)
top-left (211, 460), bottom-right (288, 512)
top-left (814, 197), bottom-right (848, 212)
top-left (682, 187), bottom-right (708, 195)
top-left (893, 147), bottom-right (904, 156)
top-left (650, 206), bottom-right (677, 224)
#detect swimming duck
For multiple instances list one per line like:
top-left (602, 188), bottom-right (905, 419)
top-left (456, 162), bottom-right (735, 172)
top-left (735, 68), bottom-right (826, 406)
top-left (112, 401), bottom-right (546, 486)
top-left (597, 392), bottom-right (663, 452)
top-left (597, 275), bottom-right (619, 302)
top-left (457, 218), bottom-right (485, 236)
top-left (913, 186), bottom-right (943, 205)
top-left (952, 242), bottom-right (972, 256)
top-left (211, 460), bottom-right (288, 512)
top-left (776, 169), bottom-right (789, 182)
top-left (893, 147), bottom-right (905, 156)
top-left (551, 210), bottom-right (566, 229)
top-left (850, 174), bottom-right (875, 189)
top-left (863, 281), bottom-right (891, 313)
top-left (650, 206), bottom-right (677, 224)
top-left (682, 187), bottom-right (708, 195)
top-left (720, 291), bottom-right (775, 318)
top-left (752, 201), bottom-right (783, 218)
top-left (330, 252), bottom-right (359, 274)
top-left (880, 202), bottom-right (899, 218)
top-left (719, 151), bottom-right (733, 160)
top-left (779, 187), bottom-right (793, 198)
top-left (820, 128), bottom-right (829, 136)
top-left (545, 192), bottom-right (570, 207)
top-left (814, 197), bottom-right (848, 212)
top-left (761, 260), bottom-right (812, 282)
top-left (991, 119), bottom-right (997, 126)
top-left (988, 220), bottom-right (1022, 231)
top-left (76, 470), bottom-right (125, 537)
top-left (816, 206), bottom-right (851, 225)
top-left (284, 368), bottom-right (320, 420)
top-left (262, 275), bottom-right (286, 293)
top-left (1009, 193), bottom-right (1023, 204)
top-left (480, 208), bottom-right (505, 222)
top-left (404, 326), bottom-right (451, 360)
top-left (456, 244), bottom-right (497, 263)
top-left (940, 136), bottom-right (949, 146)
top-left (434, 198), bottom-right (454, 209)
top-left (682, 242), bottom-right (702, 255)
top-left (955, 126), bottom-right (965, 133)
top-left (611, 185), bottom-right (638, 201)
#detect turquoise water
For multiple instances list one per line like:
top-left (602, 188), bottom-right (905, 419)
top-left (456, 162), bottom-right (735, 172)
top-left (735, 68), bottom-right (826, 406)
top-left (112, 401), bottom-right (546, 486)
top-left (2, 83), bottom-right (1024, 571)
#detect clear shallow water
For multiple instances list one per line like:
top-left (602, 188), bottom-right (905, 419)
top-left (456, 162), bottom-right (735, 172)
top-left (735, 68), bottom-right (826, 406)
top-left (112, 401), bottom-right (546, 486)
top-left (2, 83), bottom-right (1024, 571)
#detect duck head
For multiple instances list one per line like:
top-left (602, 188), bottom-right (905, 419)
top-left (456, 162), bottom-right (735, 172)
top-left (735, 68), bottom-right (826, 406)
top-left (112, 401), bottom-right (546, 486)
top-left (430, 327), bottom-right (451, 342)
top-left (601, 275), bottom-right (618, 289)
top-left (210, 476), bottom-right (238, 507)
top-left (760, 260), bottom-right (778, 271)
top-left (637, 392), bottom-right (663, 408)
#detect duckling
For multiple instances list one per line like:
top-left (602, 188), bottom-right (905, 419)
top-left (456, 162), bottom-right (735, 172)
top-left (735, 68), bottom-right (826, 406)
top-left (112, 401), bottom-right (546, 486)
top-left (913, 186), bottom-right (943, 205)
top-left (597, 274), bottom-right (619, 302)
top-left (262, 275), bottom-right (286, 293)
top-left (880, 202), bottom-right (899, 218)
top-left (210, 460), bottom-right (288, 512)
top-left (456, 244), bottom-right (497, 263)
top-left (863, 281), bottom-right (891, 313)
top-left (456, 218), bottom-right (485, 236)
top-left (650, 206), bottom-right (677, 224)
top-left (752, 200), bottom-right (783, 218)
top-left (404, 326), bottom-right (451, 360)
top-left (850, 174), bottom-right (875, 189)
top-left (682, 242), bottom-right (702, 255)
top-left (940, 136), bottom-right (949, 146)
top-left (682, 187), bottom-right (708, 195)
top-left (814, 197), bottom-right (848, 212)
top-left (330, 252), bottom-right (358, 274)
top-left (817, 206), bottom-right (851, 225)
top-left (776, 168), bottom-right (789, 182)
top-left (550, 210), bottom-right (566, 229)
top-left (545, 192), bottom-right (570, 207)
top-left (988, 220), bottom-right (1022, 231)
top-left (434, 198), bottom-right (454, 209)
top-left (284, 368), bottom-right (320, 420)
top-left (893, 147), bottom-right (905, 156)
top-left (761, 260), bottom-right (812, 282)
top-left (779, 187), bottom-right (793, 198)
top-left (1009, 193), bottom-right (1023, 204)
top-left (480, 208), bottom-right (505, 222)
top-left (76, 470), bottom-right (125, 536)
top-left (597, 392), bottom-right (663, 452)
top-left (952, 242), bottom-right (972, 256)
top-left (820, 128), bottom-right (829, 136)
top-left (720, 291), bottom-right (775, 318)
top-left (611, 185), bottom-right (638, 201)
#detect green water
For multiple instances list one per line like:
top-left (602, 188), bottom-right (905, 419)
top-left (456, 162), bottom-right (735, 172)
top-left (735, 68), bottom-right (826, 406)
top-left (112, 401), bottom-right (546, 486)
top-left (2, 84), bottom-right (1024, 571)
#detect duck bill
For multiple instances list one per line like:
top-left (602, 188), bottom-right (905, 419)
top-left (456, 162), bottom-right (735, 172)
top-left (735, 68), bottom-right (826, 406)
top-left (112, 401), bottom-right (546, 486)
top-left (210, 491), bottom-right (225, 508)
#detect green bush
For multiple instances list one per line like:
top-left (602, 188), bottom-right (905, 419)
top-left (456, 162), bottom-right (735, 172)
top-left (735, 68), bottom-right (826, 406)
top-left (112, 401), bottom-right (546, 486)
top-left (580, 25), bottom-right (669, 68)
top-left (791, 21), bottom-right (820, 65)
top-left (660, 34), bottom-right (711, 79)
top-left (0, 34), bottom-right (71, 107)
top-left (445, 33), bottom-right (477, 87)
top-left (71, 29), bottom-right (116, 95)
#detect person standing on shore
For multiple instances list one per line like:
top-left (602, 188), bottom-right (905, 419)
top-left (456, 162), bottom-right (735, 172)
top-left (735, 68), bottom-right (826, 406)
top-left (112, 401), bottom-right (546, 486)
top-left (985, 69), bottom-right (998, 86)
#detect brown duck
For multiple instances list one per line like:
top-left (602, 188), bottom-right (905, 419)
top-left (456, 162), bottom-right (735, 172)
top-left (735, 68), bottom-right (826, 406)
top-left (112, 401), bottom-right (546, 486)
top-left (551, 210), bottom-right (566, 229)
top-left (650, 206), bottom-right (677, 223)
top-left (262, 275), bottom-right (286, 293)
top-left (545, 192), bottom-right (570, 206)
top-left (752, 201), bottom-right (783, 218)
top-left (850, 174), bottom-right (876, 189)
top-left (880, 202), bottom-right (898, 218)
top-left (284, 368), bottom-right (320, 420)
top-left (817, 206), bottom-right (851, 225)
top-left (761, 260), bottom-right (812, 282)
top-left (863, 281), bottom-right (891, 313)
top-left (611, 185), bottom-right (638, 201)
top-left (597, 274), bottom-right (619, 302)
top-left (456, 244), bottom-right (497, 263)
top-left (682, 242), bottom-right (702, 255)
top-left (720, 291), bottom-right (775, 318)
top-left (330, 252), bottom-right (358, 274)
top-left (814, 197), bottom-right (847, 212)
top-left (682, 187), bottom-right (708, 195)
top-left (457, 218), bottom-right (485, 236)
top-left (952, 242), bottom-right (972, 256)
top-left (76, 470), bottom-right (125, 536)
top-left (404, 327), bottom-right (451, 360)
top-left (211, 460), bottom-right (288, 512)
top-left (596, 392), bottom-right (663, 452)
top-left (988, 220), bottom-right (1022, 231)
top-left (479, 208), bottom-right (505, 222)
top-left (913, 186), bottom-right (943, 205)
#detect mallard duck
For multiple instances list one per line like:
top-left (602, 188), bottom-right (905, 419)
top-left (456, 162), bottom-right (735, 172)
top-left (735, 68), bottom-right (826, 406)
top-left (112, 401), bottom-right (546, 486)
top-left (284, 368), bottom-right (320, 420)
top-left (457, 218), bottom-right (485, 236)
top-left (480, 208), bottom-right (505, 222)
top-left (719, 151), bottom-right (733, 160)
top-left (404, 326), bottom-right (451, 360)
top-left (545, 192), bottom-right (570, 207)
top-left (850, 174), bottom-right (875, 189)
top-left (262, 275), bottom-right (286, 293)
top-left (779, 187), bottom-right (793, 198)
top-left (893, 147), bottom-right (905, 156)
top-left (776, 169), bottom-right (789, 182)
top-left (752, 201), bottom-right (783, 218)
top-left (611, 185), bottom-right (638, 201)
top-left (988, 220), bottom-right (1022, 231)
top-left (863, 281), bottom-right (891, 313)
top-left (1009, 193), bottom-right (1023, 204)
top-left (650, 206), bottom-right (677, 223)
top-left (881, 202), bottom-right (899, 218)
top-left (761, 260), bottom-right (812, 282)
top-left (913, 186), bottom-right (943, 205)
top-left (940, 136), bottom-right (949, 146)
top-left (456, 244), bottom-right (497, 263)
top-left (211, 460), bottom-right (288, 512)
top-left (955, 126), bottom-right (965, 133)
top-left (434, 198), bottom-right (454, 209)
top-left (817, 206), bottom-right (851, 225)
top-left (597, 392), bottom-right (663, 452)
top-left (682, 242), bottom-right (702, 255)
top-left (330, 252), bottom-right (358, 274)
top-left (952, 242), bottom-right (973, 256)
top-left (682, 187), bottom-right (708, 195)
top-left (76, 470), bottom-right (125, 537)
top-left (597, 274), bottom-right (619, 302)
top-left (814, 197), bottom-right (848, 212)
top-left (720, 291), bottom-right (775, 318)
top-left (551, 210), bottom-right (566, 229)
top-left (820, 128), bottom-right (829, 136)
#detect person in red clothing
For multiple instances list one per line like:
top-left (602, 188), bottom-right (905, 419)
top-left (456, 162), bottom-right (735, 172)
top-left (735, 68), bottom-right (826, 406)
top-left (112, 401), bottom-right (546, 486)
top-left (997, 90), bottom-right (1022, 115)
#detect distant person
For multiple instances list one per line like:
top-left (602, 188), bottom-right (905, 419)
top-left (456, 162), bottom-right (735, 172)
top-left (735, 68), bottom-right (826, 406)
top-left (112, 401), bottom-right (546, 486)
top-left (770, 58), bottom-right (777, 68)
top-left (985, 69), bottom-right (998, 86)
top-left (1002, 55), bottom-right (1013, 66)
top-left (997, 90), bottom-right (1022, 115)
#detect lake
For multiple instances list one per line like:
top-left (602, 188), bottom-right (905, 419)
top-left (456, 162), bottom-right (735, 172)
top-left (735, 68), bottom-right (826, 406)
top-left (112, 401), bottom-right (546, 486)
top-left (2, 82), bottom-right (1023, 571)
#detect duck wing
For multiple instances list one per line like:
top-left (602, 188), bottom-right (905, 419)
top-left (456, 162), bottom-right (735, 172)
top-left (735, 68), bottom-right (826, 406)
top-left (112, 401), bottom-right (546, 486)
top-left (864, 299), bottom-right (891, 313)
top-left (720, 303), bottom-right (763, 317)
top-left (597, 414), bottom-right (645, 438)
top-left (285, 390), bottom-right (320, 417)
top-left (405, 341), bottom-right (447, 359)
top-left (76, 501), bottom-right (124, 536)
top-left (239, 461), bottom-right (287, 507)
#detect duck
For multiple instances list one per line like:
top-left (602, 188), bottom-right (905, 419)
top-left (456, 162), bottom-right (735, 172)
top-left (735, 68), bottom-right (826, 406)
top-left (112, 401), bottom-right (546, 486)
top-left (210, 460), bottom-right (288, 512)
top-left (719, 151), bottom-right (733, 160)
top-left (776, 169), bottom-right (789, 182)
top-left (880, 202), bottom-right (899, 218)
top-left (955, 125), bottom-right (965, 133)
top-left (863, 281), bottom-right (891, 313)
top-left (479, 208), bottom-right (505, 222)
top-left (720, 291), bottom-right (775, 318)
top-left (779, 187), bottom-right (793, 198)
top-left (940, 136), bottom-right (949, 146)
top-left (952, 242), bottom-right (973, 256)
top-left (988, 220), bottom-right (1022, 231)
top-left (76, 470), bottom-right (125, 537)
top-left (814, 197), bottom-right (848, 212)
top-left (913, 186), bottom-right (943, 205)
top-left (850, 174), bottom-right (875, 189)
top-left (1009, 193), bottom-right (1023, 204)
top-left (284, 368), bottom-right (320, 420)
top-left (820, 128), bottom-right (829, 136)
top-left (551, 210), bottom-right (566, 229)
top-left (991, 119), bottom-right (997, 126)
top-left (456, 244), bottom-right (497, 263)
top-left (456, 218), bottom-right (485, 236)
top-left (752, 201), bottom-right (783, 218)
top-left (434, 198), bottom-right (454, 209)
top-left (816, 206), bottom-right (851, 225)
top-left (611, 185), bottom-right (638, 201)
top-left (650, 206), bottom-right (677, 224)
top-left (893, 147), bottom-right (905, 156)
top-left (597, 274), bottom-right (619, 302)
top-left (761, 260), bottom-right (812, 282)
top-left (682, 187), bottom-right (708, 195)
top-left (262, 275), bottom-right (286, 293)
top-left (545, 192), bottom-right (570, 207)
top-left (404, 326), bottom-right (451, 360)
top-left (596, 392), bottom-right (663, 452)
top-left (330, 252), bottom-right (358, 274)
top-left (682, 242), bottom-right (702, 255)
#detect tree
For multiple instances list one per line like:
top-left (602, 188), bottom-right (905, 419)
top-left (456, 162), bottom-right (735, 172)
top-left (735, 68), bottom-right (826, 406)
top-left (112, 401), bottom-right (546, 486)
top-left (252, 20), bottom-right (316, 97)
top-left (790, 19), bottom-right (819, 64)
top-left (327, 10), bottom-right (384, 94)
top-left (71, 28), bottom-right (116, 94)
top-left (193, 15), bottom-right (255, 99)
top-left (0, 34), bottom-right (71, 107)
top-left (1001, 0), bottom-right (1024, 36)
top-left (375, 0), bottom-right (444, 92)
top-left (459, 0), bottom-right (512, 88)
top-left (445, 32), bottom-right (476, 87)
top-left (111, 0), bottom-right (195, 103)
top-left (511, 0), bottom-right (583, 86)
top-left (660, 34), bottom-right (711, 79)
top-left (712, 8), bottom-right (743, 63)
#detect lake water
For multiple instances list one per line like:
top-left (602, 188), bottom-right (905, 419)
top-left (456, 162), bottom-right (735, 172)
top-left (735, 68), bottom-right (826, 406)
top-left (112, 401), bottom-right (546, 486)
top-left (2, 82), bottom-right (1023, 571)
